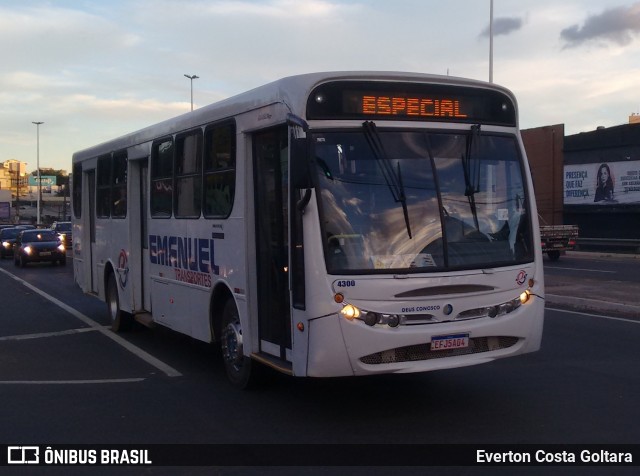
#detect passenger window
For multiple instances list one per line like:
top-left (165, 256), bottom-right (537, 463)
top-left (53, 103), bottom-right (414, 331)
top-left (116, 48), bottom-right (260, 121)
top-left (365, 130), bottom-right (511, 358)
top-left (175, 131), bottom-right (202, 218)
top-left (203, 123), bottom-right (236, 218)
top-left (96, 155), bottom-right (111, 218)
top-left (72, 163), bottom-right (82, 218)
top-left (111, 151), bottom-right (128, 218)
top-left (151, 138), bottom-right (174, 217)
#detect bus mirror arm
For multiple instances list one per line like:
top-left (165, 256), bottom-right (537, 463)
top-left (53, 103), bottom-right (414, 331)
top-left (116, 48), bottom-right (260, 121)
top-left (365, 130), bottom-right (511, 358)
top-left (286, 113), bottom-right (309, 132)
top-left (290, 137), bottom-right (314, 190)
top-left (297, 189), bottom-right (312, 211)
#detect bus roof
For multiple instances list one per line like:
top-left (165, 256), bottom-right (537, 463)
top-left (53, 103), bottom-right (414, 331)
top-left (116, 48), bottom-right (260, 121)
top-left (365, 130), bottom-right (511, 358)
top-left (72, 71), bottom-right (517, 162)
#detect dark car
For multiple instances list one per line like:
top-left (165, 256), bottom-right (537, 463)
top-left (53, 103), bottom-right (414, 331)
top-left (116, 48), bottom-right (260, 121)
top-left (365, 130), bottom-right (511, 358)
top-left (51, 221), bottom-right (72, 247)
top-left (0, 227), bottom-right (21, 259)
top-left (13, 229), bottom-right (66, 267)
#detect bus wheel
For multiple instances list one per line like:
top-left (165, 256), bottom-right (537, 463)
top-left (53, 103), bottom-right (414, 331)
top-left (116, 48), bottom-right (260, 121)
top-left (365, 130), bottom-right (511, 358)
top-left (220, 299), bottom-right (254, 389)
top-left (106, 273), bottom-right (132, 332)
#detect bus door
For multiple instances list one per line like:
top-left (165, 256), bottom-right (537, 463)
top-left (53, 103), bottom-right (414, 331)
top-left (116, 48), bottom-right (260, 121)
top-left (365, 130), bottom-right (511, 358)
top-left (87, 169), bottom-right (97, 293)
top-left (126, 155), bottom-right (149, 312)
top-left (253, 126), bottom-right (292, 360)
top-left (140, 160), bottom-right (149, 311)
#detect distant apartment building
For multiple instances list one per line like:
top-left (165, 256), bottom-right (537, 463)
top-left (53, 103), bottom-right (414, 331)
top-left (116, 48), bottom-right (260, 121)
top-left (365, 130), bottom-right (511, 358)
top-left (0, 160), bottom-right (28, 197)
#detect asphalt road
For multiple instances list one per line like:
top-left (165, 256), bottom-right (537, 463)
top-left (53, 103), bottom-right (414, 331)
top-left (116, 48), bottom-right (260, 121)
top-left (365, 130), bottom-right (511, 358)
top-left (0, 253), bottom-right (639, 474)
top-left (544, 251), bottom-right (640, 318)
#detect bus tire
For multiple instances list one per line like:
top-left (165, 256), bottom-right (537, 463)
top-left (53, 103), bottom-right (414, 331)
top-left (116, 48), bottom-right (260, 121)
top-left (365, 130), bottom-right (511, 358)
top-left (220, 299), bottom-right (256, 389)
top-left (547, 250), bottom-right (560, 261)
top-left (106, 272), bottom-right (132, 332)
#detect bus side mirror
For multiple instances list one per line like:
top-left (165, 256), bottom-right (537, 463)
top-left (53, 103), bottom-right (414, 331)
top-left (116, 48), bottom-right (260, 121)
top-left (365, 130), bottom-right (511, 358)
top-left (290, 137), bottom-right (313, 189)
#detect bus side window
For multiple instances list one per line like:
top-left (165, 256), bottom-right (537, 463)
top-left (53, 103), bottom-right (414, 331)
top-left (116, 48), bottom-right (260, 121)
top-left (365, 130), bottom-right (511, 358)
top-left (175, 130), bottom-right (202, 218)
top-left (151, 138), bottom-right (174, 218)
top-left (111, 151), bottom-right (127, 218)
top-left (203, 123), bottom-right (236, 218)
top-left (72, 163), bottom-right (82, 218)
top-left (96, 154), bottom-right (112, 218)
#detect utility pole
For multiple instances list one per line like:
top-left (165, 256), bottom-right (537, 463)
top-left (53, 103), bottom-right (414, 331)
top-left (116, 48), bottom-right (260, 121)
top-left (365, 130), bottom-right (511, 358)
top-left (184, 74), bottom-right (199, 111)
top-left (489, 0), bottom-right (494, 83)
top-left (33, 121), bottom-right (44, 224)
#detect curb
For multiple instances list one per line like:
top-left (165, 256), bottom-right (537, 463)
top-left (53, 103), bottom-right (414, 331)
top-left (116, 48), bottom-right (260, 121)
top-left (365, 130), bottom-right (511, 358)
top-left (546, 293), bottom-right (640, 319)
top-left (565, 251), bottom-right (640, 260)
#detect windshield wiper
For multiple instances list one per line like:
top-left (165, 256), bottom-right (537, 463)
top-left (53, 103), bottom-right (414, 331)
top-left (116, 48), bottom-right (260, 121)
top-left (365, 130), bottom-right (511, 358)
top-left (362, 121), bottom-right (412, 239)
top-left (463, 124), bottom-right (482, 231)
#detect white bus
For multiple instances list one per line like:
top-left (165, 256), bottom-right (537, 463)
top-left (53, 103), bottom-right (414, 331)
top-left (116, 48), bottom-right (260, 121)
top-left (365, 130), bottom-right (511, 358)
top-left (72, 71), bottom-right (544, 388)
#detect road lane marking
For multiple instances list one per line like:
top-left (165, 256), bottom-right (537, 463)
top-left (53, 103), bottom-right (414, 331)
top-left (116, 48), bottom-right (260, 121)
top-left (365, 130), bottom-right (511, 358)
top-left (546, 266), bottom-right (615, 273)
top-left (0, 327), bottom-right (100, 341)
top-left (547, 306), bottom-right (640, 324)
top-left (0, 378), bottom-right (145, 385)
top-left (0, 268), bottom-right (182, 378)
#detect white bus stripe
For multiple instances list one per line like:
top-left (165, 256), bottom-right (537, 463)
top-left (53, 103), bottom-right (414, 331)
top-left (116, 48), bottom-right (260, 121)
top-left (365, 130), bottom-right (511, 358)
top-left (0, 268), bottom-right (182, 377)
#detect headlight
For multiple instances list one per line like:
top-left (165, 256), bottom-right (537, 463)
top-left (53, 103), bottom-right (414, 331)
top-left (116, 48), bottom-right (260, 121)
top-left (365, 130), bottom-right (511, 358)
top-left (24, 246), bottom-right (33, 255)
top-left (457, 293), bottom-right (529, 320)
top-left (340, 303), bottom-right (402, 328)
top-left (519, 290), bottom-right (531, 304)
top-left (58, 244), bottom-right (65, 252)
top-left (2, 241), bottom-right (9, 248)
top-left (340, 304), bottom-right (361, 320)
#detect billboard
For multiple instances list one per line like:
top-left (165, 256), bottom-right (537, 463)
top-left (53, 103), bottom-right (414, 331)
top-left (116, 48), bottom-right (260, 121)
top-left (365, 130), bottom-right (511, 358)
top-left (28, 175), bottom-right (57, 187)
top-left (564, 160), bottom-right (640, 205)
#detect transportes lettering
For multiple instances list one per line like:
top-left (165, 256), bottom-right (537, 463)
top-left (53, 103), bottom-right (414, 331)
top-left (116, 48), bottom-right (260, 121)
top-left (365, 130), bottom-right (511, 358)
top-left (149, 234), bottom-right (219, 287)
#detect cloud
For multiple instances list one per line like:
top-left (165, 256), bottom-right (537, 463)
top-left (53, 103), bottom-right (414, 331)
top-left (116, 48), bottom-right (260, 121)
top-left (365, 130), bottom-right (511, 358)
top-left (203, 0), bottom-right (346, 18)
top-left (479, 16), bottom-right (524, 38)
top-left (561, 2), bottom-right (640, 48)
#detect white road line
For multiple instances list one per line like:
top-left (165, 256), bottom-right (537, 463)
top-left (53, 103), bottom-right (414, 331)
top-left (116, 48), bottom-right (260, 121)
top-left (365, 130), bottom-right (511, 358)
top-left (0, 327), bottom-right (100, 341)
top-left (0, 378), bottom-right (145, 385)
top-left (0, 268), bottom-right (182, 377)
top-left (546, 266), bottom-right (615, 273)
top-left (547, 306), bottom-right (640, 324)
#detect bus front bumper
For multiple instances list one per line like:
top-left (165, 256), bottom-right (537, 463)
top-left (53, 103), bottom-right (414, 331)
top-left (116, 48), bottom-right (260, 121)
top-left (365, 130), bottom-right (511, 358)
top-left (306, 298), bottom-right (544, 377)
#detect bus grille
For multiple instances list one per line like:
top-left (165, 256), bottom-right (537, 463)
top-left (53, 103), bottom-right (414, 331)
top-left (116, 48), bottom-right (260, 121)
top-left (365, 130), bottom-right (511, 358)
top-left (359, 336), bottom-right (519, 365)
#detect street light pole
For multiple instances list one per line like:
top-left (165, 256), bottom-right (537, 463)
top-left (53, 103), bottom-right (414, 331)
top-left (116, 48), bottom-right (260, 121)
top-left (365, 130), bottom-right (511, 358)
top-left (184, 74), bottom-right (199, 111)
top-left (32, 121), bottom-right (44, 225)
top-left (489, 0), bottom-right (494, 83)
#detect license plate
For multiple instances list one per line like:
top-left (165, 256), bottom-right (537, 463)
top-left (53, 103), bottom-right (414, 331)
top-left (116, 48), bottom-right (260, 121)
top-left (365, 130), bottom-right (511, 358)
top-left (40, 251), bottom-right (51, 256)
top-left (431, 333), bottom-right (469, 351)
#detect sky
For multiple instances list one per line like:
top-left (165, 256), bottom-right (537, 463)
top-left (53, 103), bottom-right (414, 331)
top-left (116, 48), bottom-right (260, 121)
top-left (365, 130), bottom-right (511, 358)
top-left (2, 0), bottom-right (640, 173)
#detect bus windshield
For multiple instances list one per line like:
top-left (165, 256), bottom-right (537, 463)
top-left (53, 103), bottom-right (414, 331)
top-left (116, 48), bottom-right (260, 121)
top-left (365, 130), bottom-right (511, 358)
top-left (313, 128), bottom-right (533, 273)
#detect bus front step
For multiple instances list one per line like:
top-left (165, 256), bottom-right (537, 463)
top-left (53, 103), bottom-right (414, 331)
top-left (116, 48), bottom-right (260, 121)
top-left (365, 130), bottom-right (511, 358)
top-left (134, 312), bottom-right (155, 328)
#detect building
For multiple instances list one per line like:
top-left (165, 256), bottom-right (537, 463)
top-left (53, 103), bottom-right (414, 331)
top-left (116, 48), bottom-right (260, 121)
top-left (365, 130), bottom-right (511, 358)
top-left (523, 122), bottom-right (640, 251)
top-left (0, 160), bottom-right (28, 198)
top-left (521, 124), bottom-right (565, 227)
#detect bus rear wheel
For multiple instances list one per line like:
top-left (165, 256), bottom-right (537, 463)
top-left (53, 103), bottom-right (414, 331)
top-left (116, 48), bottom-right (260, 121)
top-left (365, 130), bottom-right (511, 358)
top-left (106, 272), bottom-right (132, 332)
top-left (220, 299), bottom-right (255, 389)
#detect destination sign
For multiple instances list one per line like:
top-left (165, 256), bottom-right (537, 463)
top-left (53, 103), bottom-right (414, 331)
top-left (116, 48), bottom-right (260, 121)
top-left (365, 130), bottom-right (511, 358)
top-left (306, 80), bottom-right (516, 126)
top-left (360, 95), bottom-right (467, 118)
